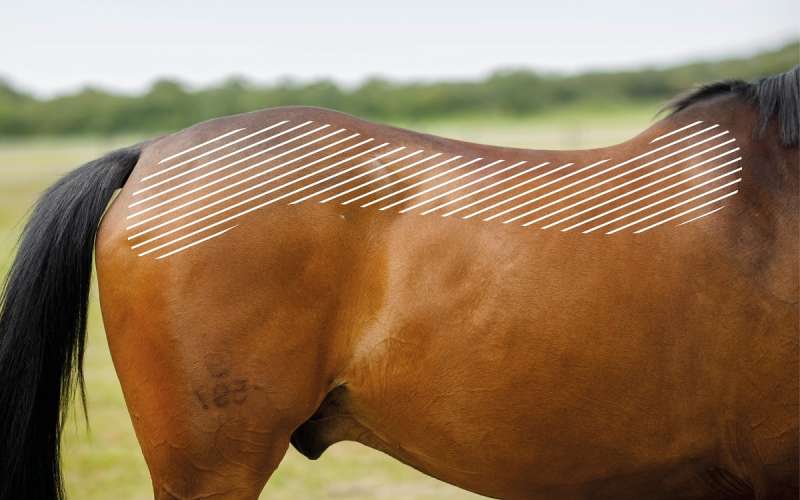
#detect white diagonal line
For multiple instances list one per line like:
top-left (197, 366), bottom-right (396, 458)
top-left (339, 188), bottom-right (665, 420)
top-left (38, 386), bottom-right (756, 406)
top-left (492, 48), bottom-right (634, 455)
top-left (441, 161), bottom-right (553, 217)
top-left (126, 133), bottom-right (361, 238)
top-left (153, 225), bottom-right (238, 260)
top-left (431, 162), bottom-right (550, 216)
top-left (126, 129), bottom-right (352, 225)
top-left (133, 200), bottom-right (243, 256)
top-left (499, 128), bottom-right (727, 224)
top-left (134, 159), bottom-right (525, 257)
top-left (532, 159), bottom-right (741, 229)
top-left (352, 156), bottom-right (469, 207)
top-left (553, 152), bottom-right (740, 231)
top-left (471, 161), bottom-right (581, 221)
top-left (596, 177), bottom-right (741, 235)
top-left (158, 128), bottom-right (245, 165)
top-left (381, 159), bottom-right (502, 212)
top-left (289, 147), bottom-right (408, 204)
top-left (649, 121), bottom-right (703, 143)
top-left (135, 147), bottom-right (394, 256)
top-left (131, 146), bottom-right (396, 250)
top-left (342, 156), bottom-right (462, 206)
top-left (133, 121), bottom-right (314, 196)
top-left (365, 158), bottom-right (484, 209)
top-left (542, 144), bottom-right (739, 230)
top-left (260, 142), bottom-right (390, 204)
top-left (584, 170), bottom-right (740, 234)
top-left (677, 206), bottom-right (725, 226)
top-left (134, 176), bottom-right (328, 256)
top-left (142, 121), bottom-right (288, 182)
top-left (406, 159), bottom-right (516, 214)
top-left (303, 150), bottom-right (425, 204)
top-left (319, 152), bottom-right (441, 203)
top-left (129, 136), bottom-right (373, 221)
top-left (633, 193), bottom-right (736, 234)
top-left (130, 123), bottom-right (326, 206)
top-left (416, 161), bottom-right (528, 215)
top-left (528, 136), bottom-right (734, 227)
top-left (458, 160), bottom-right (595, 219)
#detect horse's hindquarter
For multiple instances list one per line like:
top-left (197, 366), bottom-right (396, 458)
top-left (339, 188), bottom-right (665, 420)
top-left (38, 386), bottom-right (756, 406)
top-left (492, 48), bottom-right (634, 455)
top-left (95, 105), bottom-right (798, 499)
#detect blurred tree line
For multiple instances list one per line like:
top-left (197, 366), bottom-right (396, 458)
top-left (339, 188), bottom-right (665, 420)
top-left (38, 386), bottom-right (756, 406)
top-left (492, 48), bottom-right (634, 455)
top-left (0, 42), bottom-right (796, 137)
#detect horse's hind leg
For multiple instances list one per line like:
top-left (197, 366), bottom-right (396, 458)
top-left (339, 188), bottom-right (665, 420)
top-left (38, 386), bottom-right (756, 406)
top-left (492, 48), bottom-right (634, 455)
top-left (102, 314), bottom-right (327, 499)
top-left (97, 276), bottom-right (330, 499)
top-left (95, 159), bottom-right (346, 498)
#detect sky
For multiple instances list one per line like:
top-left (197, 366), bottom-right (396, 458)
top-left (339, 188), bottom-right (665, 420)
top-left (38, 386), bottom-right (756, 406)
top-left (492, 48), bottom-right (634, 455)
top-left (1, 0), bottom-right (798, 97)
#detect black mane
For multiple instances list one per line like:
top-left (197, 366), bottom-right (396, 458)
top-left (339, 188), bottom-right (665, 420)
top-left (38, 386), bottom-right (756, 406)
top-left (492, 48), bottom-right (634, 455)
top-left (665, 66), bottom-right (799, 147)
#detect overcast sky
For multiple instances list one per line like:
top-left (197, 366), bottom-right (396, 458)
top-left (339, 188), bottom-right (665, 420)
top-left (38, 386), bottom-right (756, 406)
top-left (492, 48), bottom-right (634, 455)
top-left (1, 0), bottom-right (797, 96)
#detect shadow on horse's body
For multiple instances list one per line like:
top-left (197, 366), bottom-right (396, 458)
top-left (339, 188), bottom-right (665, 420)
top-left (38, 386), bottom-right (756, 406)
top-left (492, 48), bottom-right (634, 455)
top-left (1, 68), bottom-right (798, 500)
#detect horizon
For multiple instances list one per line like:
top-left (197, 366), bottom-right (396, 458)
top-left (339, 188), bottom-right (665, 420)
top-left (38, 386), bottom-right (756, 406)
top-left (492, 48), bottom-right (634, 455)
top-left (2, 0), bottom-right (798, 98)
top-left (3, 39), bottom-right (796, 99)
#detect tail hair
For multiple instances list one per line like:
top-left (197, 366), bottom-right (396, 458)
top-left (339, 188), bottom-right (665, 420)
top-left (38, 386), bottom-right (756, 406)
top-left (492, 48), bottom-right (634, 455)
top-left (0, 146), bottom-right (140, 500)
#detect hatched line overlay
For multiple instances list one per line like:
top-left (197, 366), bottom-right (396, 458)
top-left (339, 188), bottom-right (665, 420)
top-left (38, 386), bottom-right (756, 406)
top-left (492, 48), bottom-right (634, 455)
top-left (128, 120), bottom-right (740, 259)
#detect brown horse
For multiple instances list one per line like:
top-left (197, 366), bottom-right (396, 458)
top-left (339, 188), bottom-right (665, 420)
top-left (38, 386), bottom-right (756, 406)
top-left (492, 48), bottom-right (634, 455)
top-left (1, 68), bottom-right (798, 500)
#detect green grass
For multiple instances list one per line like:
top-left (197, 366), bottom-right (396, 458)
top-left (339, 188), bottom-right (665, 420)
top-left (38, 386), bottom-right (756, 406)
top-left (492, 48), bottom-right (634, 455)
top-left (0, 109), bottom-right (654, 499)
top-left (397, 100), bottom-right (660, 149)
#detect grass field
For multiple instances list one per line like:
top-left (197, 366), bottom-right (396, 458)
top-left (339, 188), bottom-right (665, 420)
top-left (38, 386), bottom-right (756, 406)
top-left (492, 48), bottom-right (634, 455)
top-left (0, 106), bottom-right (656, 499)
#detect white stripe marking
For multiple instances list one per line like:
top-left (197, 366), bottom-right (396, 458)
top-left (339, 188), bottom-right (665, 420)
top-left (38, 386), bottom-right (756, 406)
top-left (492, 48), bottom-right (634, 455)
top-left (126, 129), bottom-right (352, 224)
top-left (363, 158), bottom-right (484, 208)
top-left (153, 225), bottom-right (238, 260)
top-left (442, 162), bottom-right (555, 218)
top-left (134, 121), bottom-right (314, 196)
top-left (521, 132), bottom-right (733, 226)
top-left (541, 140), bottom-right (738, 229)
top-left (319, 152), bottom-right (442, 204)
top-left (352, 156), bottom-right (470, 207)
top-left (289, 147), bottom-right (409, 204)
top-left (457, 160), bottom-right (595, 219)
top-left (132, 201), bottom-right (242, 256)
top-left (633, 194), bottom-right (736, 234)
top-left (258, 142), bottom-right (391, 204)
top-left (431, 162), bottom-right (550, 216)
top-left (469, 161), bottom-right (581, 221)
top-left (677, 206), bottom-right (726, 226)
top-left (649, 121), bottom-right (703, 143)
top-left (130, 123), bottom-right (326, 205)
top-left (127, 134), bottom-right (362, 238)
top-left (132, 145), bottom-right (395, 249)
top-left (305, 150), bottom-right (425, 203)
top-left (142, 122), bottom-right (288, 181)
top-left (135, 174), bottom-right (740, 258)
top-left (416, 161), bottom-right (528, 215)
top-left (139, 151), bottom-right (416, 256)
top-left (158, 128), bottom-right (245, 165)
top-left (550, 152), bottom-right (740, 231)
top-left (599, 177), bottom-right (741, 235)
top-left (341, 156), bottom-right (461, 205)
top-left (381, 159), bottom-right (503, 212)
top-left (498, 128), bottom-right (726, 224)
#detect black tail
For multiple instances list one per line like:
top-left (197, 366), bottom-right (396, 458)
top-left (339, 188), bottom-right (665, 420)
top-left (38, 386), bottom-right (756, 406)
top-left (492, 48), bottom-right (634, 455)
top-left (0, 146), bottom-right (140, 500)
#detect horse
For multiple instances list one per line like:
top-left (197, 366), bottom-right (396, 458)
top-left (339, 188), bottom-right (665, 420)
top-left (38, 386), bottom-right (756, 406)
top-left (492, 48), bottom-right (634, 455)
top-left (1, 67), bottom-right (797, 500)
